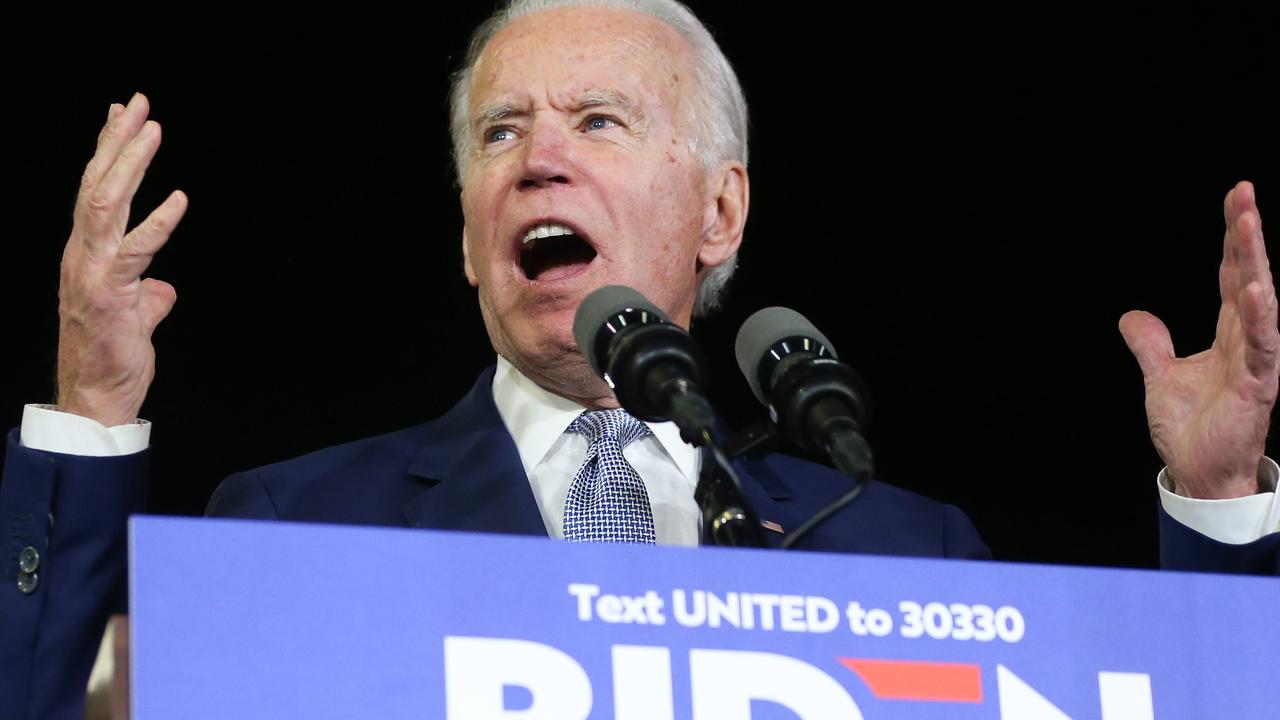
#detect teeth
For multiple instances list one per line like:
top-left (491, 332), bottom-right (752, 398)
top-left (522, 223), bottom-right (576, 244)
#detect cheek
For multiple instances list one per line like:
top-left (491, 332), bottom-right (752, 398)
top-left (461, 180), bottom-right (508, 270)
top-left (632, 155), bottom-right (705, 219)
top-left (644, 193), bottom-right (704, 269)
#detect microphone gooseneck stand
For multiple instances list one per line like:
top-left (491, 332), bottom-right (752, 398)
top-left (575, 287), bottom-right (767, 548)
top-left (611, 327), bottom-right (767, 549)
top-left (670, 395), bottom-right (768, 550)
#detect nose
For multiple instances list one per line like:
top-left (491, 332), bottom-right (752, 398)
top-left (519, 118), bottom-right (573, 190)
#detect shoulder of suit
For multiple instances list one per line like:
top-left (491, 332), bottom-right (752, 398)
top-left (245, 420), bottom-right (441, 484)
top-left (741, 450), bottom-right (960, 514)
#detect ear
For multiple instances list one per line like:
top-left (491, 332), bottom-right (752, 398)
top-left (697, 162), bottom-right (749, 270)
top-left (462, 226), bottom-right (479, 287)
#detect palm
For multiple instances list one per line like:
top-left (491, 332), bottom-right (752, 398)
top-left (56, 94), bottom-right (186, 427)
top-left (1121, 181), bottom-right (1277, 499)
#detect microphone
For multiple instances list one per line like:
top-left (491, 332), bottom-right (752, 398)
top-left (573, 285), bottom-right (714, 444)
top-left (575, 285), bottom-right (766, 548)
top-left (734, 307), bottom-right (874, 477)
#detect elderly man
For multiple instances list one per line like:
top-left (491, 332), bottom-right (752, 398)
top-left (1, 0), bottom-right (1277, 718)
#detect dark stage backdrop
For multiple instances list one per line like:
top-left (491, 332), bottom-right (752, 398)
top-left (3, 3), bottom-right (1276, 568)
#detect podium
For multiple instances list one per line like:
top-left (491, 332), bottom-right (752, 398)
top-left (120, 516), bottom-right (1279, 718)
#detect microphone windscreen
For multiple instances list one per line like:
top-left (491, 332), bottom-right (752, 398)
top-left (734, 307), bottom-right (838, 405)
top-left (573, 285), bottom-right (668, 378)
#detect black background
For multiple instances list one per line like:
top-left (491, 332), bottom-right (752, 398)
top-left (3, 3), bottom-right (1276, 568)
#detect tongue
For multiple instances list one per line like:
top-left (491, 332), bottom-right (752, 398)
top-left (533, 258), bottom-right (592, 282)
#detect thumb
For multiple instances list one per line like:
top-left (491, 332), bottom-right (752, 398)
top-left (138, 278), bottom-right (177, 335)
top-left (1119, 310), bottom-right (1175, 381)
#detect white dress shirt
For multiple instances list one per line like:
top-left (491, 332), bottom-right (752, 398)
top-left (20, 404), bottom-right (150, 456)
top-left (18, 367), bottom-right (1280, 547)
top-left (1156, 460), bottom-right (1280, 544)
top-left (491, 357), bottom-right (702, 546)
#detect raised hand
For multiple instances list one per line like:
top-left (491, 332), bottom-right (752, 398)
top-left (56, 93), bottom-right (187, 427)
top-left (1120, 181), bottom-right (1277, 499)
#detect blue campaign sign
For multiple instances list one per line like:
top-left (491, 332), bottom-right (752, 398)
top-left (129, 516), bottom-right (1279, 719)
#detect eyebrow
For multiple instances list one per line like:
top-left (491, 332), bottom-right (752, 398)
top-left (474, 104), bottom-right (517, 127)
top-left (574, 90), bottom-right (643, 119)
top-left (470, 90), bottom-right (646, 130)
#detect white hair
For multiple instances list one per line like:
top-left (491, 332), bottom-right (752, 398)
top-left (449, 0), bottom-right (749, 316)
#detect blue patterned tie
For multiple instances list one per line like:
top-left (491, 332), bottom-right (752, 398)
top-left (562, 409), bottom-right (657, 543)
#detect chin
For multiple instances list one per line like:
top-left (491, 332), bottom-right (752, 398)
top-left (496, 310), bottom-right (577, 364)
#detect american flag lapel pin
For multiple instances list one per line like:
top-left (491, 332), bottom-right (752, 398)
top-left (760, 519), bottom-right (785, 534)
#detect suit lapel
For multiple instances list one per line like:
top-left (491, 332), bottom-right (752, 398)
top-left (718, 452), bottom-right (796, 550)
top-left (401, 367), bottom-right (548, 537)
top-left (399, 367), bottom-right (802, 548)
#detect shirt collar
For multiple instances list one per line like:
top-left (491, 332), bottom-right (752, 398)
top-left (491, 356), bottom-right (699, 482)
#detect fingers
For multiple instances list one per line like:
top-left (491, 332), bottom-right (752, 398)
top-left (1219, 181), bottom-right (1266, 306)
top-left (95, 103), bottom-right (125, 146)
top-left (138, 278), bottom-right (178, 335)
top-left (1119, 310), bottom-right (1176, 380)
top-left (1223, 181), bottom-right (1277, 383)
top-left (110, 190), bottom-right (188, 283)
top-left (80, 121), bottom-right (164, 241)
top-left (75, 94), bottom-right (168, 258)
top-left (1224, 181), bottom-right (1258, 228)
top-left (1233, 195), bottom-right (1271, 296)
top-left (82, 93), bottom-right (151, 194)
top-left (1240, 279), bottom-right (1280, 381)
top-left (106, 120), bottom-right (164, 213)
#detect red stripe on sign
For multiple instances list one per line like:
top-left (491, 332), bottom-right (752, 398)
top-left (838, 658), bottom-right (983, 703)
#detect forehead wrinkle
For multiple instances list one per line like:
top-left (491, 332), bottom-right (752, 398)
top-left (477, 9), bottom-right (691, 100)
top-left (468, 7), bottom-right (698, 151)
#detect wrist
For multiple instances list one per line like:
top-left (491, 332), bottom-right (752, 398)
top-left (55, 387), bottom-right (141, 428)
top-left (1170, 468), bottom-right (1263, 500)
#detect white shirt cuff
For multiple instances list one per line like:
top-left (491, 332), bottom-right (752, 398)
top-left (1157, 458), bottom-right (1280, 545)
top-left (19, 404), bottom-right (151, 457)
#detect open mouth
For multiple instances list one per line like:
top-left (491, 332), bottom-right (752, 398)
top-left (519, 222), bottom-right (598, 282)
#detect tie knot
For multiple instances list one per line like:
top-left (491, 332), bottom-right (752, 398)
top-left (570, 409), bottom-right (651, 450)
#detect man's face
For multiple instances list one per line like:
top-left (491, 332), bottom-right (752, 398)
top-left (459, 6), bottom-right (743, 403)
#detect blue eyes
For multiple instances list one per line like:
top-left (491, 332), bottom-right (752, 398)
top-left (584, 115), bottom-right (617, 131)
top-left (485, 128), bottom-right (516, 144)
top-left (482, 116), bottom-right (620, 145)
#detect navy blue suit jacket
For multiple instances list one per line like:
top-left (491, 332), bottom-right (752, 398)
top-left (205, 367), bottom-right (991, 558)
top-left (2, 366), bottom-right (1271, 720)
